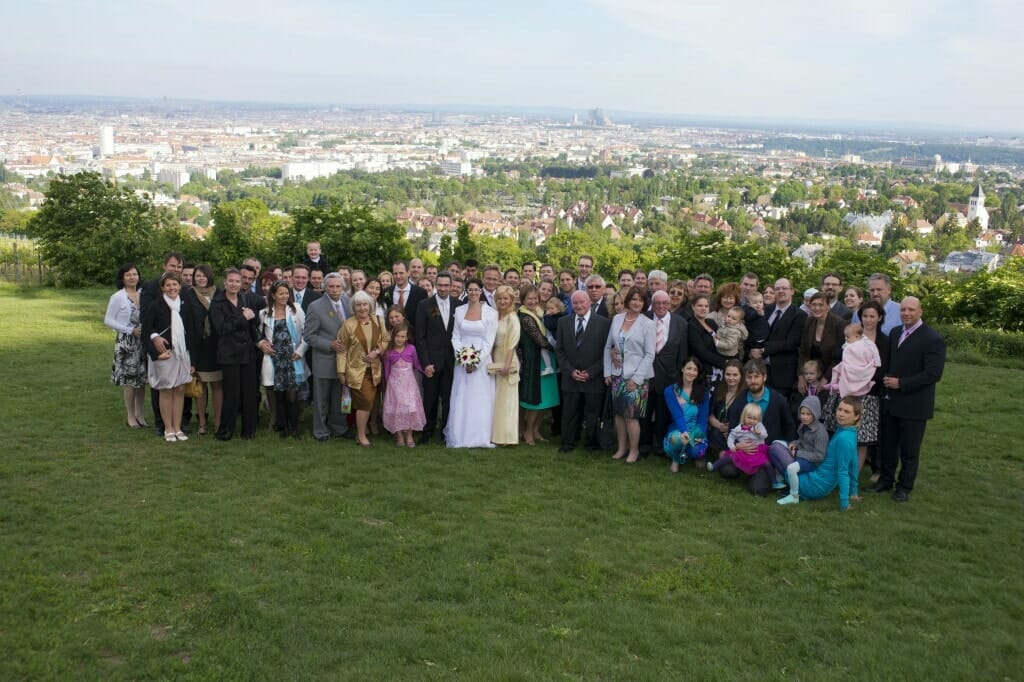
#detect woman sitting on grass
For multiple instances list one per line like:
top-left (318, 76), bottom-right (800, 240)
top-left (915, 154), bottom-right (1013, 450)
top-left (777, 396), bottom-right (862, 510)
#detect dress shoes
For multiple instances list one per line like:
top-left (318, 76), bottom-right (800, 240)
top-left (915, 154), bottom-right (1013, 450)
top-left (868, 480), bottom-right (893, 493)
top-left (417, 433), bottom-right (434, 445)
top-left (558, 445), bottom-right (574, 453)
top-left (892, 488), bottom-right (911, 503)
top-left (214, 433), bottom-right (232, 442)
top-left (314, 435), bottom-right (330, 442)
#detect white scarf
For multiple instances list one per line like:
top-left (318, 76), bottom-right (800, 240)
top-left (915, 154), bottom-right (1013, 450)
top-left (164, 294), bottom-right (188, 361)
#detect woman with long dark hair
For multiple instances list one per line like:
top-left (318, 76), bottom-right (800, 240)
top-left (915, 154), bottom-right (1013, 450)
top-left (663, 357), bottom-right (711, 472)
top-left (258, 281), bottom-right (309, 439)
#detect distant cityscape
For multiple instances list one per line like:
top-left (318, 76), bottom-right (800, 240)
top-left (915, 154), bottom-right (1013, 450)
top-left (2, 96), bottom-right (1023, 276)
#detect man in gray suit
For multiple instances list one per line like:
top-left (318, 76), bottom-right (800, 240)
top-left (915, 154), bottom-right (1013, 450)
top-left (647, 290), bottom-right (689, 454)
top-left (303, 273), bottom-right (352, 441)
top-left (556, 291), bottom-right (611, 452)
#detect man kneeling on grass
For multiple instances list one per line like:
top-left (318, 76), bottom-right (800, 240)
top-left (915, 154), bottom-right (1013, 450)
top-left (776, 396), bottom-right (862, 510)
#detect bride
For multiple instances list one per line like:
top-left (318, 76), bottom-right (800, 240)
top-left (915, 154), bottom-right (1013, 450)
top-left (445, 278), bottom-right (498, 448)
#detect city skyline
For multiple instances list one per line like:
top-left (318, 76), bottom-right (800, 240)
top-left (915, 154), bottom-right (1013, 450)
top-left (2, 0), bottom-right (1022, 133)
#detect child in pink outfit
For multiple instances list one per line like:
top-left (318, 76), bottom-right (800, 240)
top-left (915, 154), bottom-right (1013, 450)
top-left (382, 323), bottom-right (426, 446)
top-left (827, 324), bottom-right (881, 397)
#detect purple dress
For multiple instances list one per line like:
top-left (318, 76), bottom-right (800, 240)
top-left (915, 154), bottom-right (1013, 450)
top-left (382, 345), bottom-right (426, 433)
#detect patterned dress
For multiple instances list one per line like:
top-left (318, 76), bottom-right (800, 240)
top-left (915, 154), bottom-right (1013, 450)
top-left (271, 319), bottom-right (299, 391)
top-left (111, 305), bottom-right (147, 388)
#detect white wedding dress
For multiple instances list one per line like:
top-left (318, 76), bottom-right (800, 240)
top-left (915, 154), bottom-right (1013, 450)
top-left (445, 305), bottom-right (498, 448)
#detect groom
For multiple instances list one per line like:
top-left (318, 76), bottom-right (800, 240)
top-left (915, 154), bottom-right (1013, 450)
top-left (415, 272), bottom-right (464, 444)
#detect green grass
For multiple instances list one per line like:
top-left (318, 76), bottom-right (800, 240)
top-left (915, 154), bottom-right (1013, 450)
top-left (1, 285), bottom-right (1022, 680)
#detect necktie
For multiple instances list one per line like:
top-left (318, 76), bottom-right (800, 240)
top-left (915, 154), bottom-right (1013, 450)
top-left (334, 299), bottom-right (343, 319)
top-left (656, 317), bottom-right (665, 353)
top-left (398, 288), bottom-right (406, 308)
top-left (440, 299), bottom-right (448, 330)
top-left (768, 308), bottom-right (780, 328)
top-left (575, 316), bottom-right (585, 347)
top-left (899, 326), bottom-right (912, 347)
top-left (296, 290), bottom-right (303, 305)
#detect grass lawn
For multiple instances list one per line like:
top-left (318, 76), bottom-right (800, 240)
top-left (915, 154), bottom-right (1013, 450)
top-left (1, 285), bottom-right (1022, 680)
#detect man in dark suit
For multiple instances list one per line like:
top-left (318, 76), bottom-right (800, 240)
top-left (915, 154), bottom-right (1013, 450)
top-left (556, 291), bottom-right (611, 452)
top-left (415, 273), bottom-right (465, 444)
top-left (290, 264), bottom-right (321, 313)
top-left (871, 297), bottom-right (946, 502)
top-left (821, 271), bottom-right (852, 320)
top-left (584, 274), bottom-right (610, 318)
top-left (646, 290), bottom-right (689, 453)
top-left (140, 251), bottom-right (184, 437)
top-left (384, 260), bottom-right (427, 320)
top-left (761, 278), bottom-right (806, 397)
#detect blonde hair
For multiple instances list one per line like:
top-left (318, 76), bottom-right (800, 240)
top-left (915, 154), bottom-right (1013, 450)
top-left (545, 298), bottom-right (566, 314)
top-left (740, 402), bottom-right (763, 424)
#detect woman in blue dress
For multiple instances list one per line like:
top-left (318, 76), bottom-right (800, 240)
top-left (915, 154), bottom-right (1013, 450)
top-left (663, 356), bottom-right (711, 472)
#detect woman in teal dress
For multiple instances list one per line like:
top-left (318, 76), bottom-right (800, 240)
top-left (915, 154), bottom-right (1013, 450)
top-left (663, 357), bottom-right (710, 472)
top-left (517, 285), bottom-right (560, 445)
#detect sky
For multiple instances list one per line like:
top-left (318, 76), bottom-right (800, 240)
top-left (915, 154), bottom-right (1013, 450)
top-left (2, 0), bottom-right (1022, 132)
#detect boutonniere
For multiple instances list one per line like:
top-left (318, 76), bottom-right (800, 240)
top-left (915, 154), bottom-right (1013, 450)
top-left (430, 307), bottom-right (442, 319)
top-left (328, 311), bottom-right (336, 318)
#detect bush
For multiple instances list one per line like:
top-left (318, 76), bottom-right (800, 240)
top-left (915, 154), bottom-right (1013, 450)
top-left (932, 322), bottom-right (1024, 370)
top-left (927, 257), bottom-right (1024, 332)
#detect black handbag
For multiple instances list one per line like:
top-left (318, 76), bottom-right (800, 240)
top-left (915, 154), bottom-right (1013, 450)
top-left (597, 389), bottom-right (617, 452)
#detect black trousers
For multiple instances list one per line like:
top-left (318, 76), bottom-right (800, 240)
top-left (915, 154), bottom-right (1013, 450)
top-left (421, 366), bottom-right (454, 435)
top-left (560, 390), bottom-right (603, 450)
top-left (880, 413), bottom-right (928, 492)
top-left (219, 363), bottom-right (258, 439)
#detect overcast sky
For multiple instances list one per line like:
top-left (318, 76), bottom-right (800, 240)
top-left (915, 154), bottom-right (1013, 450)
top-left (2, 0), bottom-right (1021, 132)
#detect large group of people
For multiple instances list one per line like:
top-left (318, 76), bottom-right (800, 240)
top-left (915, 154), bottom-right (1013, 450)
top-left (105, 240), bottom-right (947, 508)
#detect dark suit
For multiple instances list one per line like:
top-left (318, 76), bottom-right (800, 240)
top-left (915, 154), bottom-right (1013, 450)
top-left (303, 256), bottom-right (331, 276)
top-left (880, 323), bottom-right (946, 493)
top-left (415, 294), bottom-right (465, 440)
top-left (590, 299), bottom-right (610, 318)
top-left (726, 388), bottom-right (797, 444)
top-left (688, 317), bottom-right (727, 385)
top-left (829, 300), bottom-right (853, 321)
top-left (385, 284), bottom-right (427, 321)
top-left (209, 290), bottom-right (260, 439)
top-left (648, 312), bottom-right (689, 450)
top-left (292, 288), bottom-right (321, 313)
top-left (763, 305), bottom-right (807, 396)
top-left (555, 312), bottom-right (611, 450)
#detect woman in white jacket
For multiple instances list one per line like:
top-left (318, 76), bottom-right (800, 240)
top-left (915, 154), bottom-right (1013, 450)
top-left (604, 286), bottom-right (656, 463)
top-left (257, 281), bottom-right (309, 439)
top-left (104, 263), bottom-right (148, 428)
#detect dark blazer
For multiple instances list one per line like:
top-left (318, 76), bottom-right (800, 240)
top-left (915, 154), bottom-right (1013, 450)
top-left (303, 256), bottom-right (331, 276)
top-left (798, 312), bottom-right (847, 379)
top-left (589, 299), bottom-right (610, 318)
top-left (556, 313), bottom-right (611, 394)
top-left (884, 324), bottom-right (946, 420)
top-left (385, 284), bottom-right (427, 321)
top-left (651, 312), bottom-right (689, 393)
top-left (415, 295), bottom-right (465, 371)
top-left (291, 287), bottom-right (320, 313)
top-left (830, 300), bottom-right (853, 321)
top-left (139, 277), bottom-right (162, 314)
top-left (140, 295), bottom-right (200, 362)
top-left (209, 290), bottom-right (259, 365)
top-left (764, 304), bottom-right (807, 392)
top-left (687, 317), bottom-right (727, 375)
top-left (727, 388), bottom-right (797, 444)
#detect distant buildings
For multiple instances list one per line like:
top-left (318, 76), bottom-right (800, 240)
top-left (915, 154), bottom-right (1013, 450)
top-left (99, 126), bottom-right (114, 157)
top-left (940, 250), bottom-right (1000, 273)
top-left (967, 184), bottom-right (990, 229)
top-left (440, 159), bottom-right (472, 177)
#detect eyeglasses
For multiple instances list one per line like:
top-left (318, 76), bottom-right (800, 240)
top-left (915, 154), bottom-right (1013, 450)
top-left (587, 285), bottom-right (603, 289)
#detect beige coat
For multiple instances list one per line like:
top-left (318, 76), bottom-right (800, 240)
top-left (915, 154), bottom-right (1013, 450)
top-left (336, 316), bottom-right (388, 388)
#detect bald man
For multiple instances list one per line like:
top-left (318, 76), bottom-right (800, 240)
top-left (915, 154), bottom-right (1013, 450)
top-left (762, 278), bottom-right (807, 397)
top-left (871, 297), bottom-right (946, 503)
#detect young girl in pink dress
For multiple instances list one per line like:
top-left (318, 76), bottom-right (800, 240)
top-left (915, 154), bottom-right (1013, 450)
top-left (382, 322), bottom-right (426, 447)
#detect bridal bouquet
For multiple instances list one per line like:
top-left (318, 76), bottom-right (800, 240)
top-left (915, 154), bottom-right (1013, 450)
top-left (456, 346), bottom-right (481, 370)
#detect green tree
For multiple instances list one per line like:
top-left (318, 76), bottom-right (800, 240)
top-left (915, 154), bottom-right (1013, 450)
top-left (438, 234), bottom-right (454, 263)
top-left (26, 172), bottom-right (175, 287)
top-left (453, 221), bottom-right (477, 263)
top-left (275, 201), bottom-right (410, 276)
top-left (205, 198), bottom-right (285, 271)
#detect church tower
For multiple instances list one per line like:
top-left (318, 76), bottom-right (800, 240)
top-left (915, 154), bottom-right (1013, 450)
top-left (967, 185), bottom-right (989, 229)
